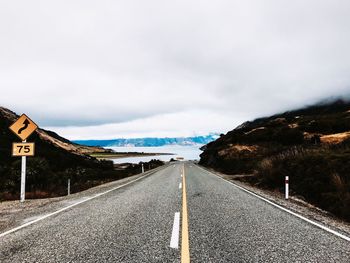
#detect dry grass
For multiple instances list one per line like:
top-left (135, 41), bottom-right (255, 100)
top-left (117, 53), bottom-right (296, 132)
top-left (331, 173), bottom-right (347, 192)
top-left (37, 130), bottom-right (106, 155)
top-left (288, 123), bottom-right (299, 128)
top-left (320, 131), bottom-right (350, 144)
top-left (260, 158), bottom-right (273, 170)
top-left (218, 144), bottom-right (258, 156)
top-left (244, 127), bottom-right (266, 135)
top-left (231, 144), bottom-right (258, 152)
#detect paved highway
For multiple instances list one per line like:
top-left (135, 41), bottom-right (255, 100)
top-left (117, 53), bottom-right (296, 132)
top-left (0, 163), bottom-right (349, 262)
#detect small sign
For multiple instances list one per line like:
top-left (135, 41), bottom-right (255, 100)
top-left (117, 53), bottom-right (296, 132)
top-left (12, 142), bottom-right (35, 156)
top-left (9, 114), bottom-right (38, 141)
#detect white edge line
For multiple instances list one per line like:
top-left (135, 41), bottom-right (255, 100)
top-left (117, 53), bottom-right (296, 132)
top-left (0, 167), bottom-right (164, 238)
top-left (195, 165), bottom-right (350, 242)
top-left (170, 212), bottom-right (180, 249)
top-left (179, 182), bottom-right (182, 189)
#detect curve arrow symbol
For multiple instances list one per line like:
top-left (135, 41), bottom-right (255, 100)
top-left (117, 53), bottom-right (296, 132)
top-left (18, 119), bottom-right (30, 134)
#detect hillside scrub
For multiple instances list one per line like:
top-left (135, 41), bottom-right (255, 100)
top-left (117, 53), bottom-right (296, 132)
top-left (257, 143), bottom-right (350, 220)
top-left (0, 157), bottom-right (164, 200)
top-left (0, 107), bottom-right (165, 201)
top-left (200, 100), bottom-right (350, 222)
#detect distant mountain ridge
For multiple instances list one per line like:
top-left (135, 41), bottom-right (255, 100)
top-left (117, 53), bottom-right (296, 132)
top-left (74, 134), bottom-right (219, 147)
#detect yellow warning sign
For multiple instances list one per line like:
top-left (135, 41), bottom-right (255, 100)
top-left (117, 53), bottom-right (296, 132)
top-left (9, 114), bottom-right (38, 141)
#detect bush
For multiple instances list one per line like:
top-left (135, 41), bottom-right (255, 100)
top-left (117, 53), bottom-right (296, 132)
top-left (257, 150), bottom-right (350, 221)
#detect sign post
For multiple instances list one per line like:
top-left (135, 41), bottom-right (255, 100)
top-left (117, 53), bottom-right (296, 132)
top-left (9, 114), bottom-right (38, 202)
top-left (21, 146), bottom-right (26, 202)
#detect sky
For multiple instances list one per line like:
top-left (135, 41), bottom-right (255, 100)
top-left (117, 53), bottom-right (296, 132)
top-left (1, 1), bottom-right (350, 140)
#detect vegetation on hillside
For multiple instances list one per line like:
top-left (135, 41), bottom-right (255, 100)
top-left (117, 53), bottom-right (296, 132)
top-left (200, 100), bottom-right (350, 221)
top-left (0, 107), bottom-right (164, 200)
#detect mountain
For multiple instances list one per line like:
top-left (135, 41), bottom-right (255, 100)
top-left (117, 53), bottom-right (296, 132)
top-left (0, 106), bottom-right (135, 200)
top-left (200, 99), bottom-right (350, 221)
top-left (74, 134), bottom-right (219, 147)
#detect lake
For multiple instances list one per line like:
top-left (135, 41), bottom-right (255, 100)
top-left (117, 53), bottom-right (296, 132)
top-left (107, 145), bottom-right (203, 164)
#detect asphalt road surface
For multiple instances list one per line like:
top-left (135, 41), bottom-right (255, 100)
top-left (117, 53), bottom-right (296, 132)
top-left (0, 162), bottom-right (349, 262)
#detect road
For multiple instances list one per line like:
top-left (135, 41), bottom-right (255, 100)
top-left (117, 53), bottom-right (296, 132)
top-left (0, 162), bottom-right (349, 262)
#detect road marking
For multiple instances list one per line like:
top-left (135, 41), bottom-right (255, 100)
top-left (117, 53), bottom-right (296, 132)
top-left (170, 212), bottom-right (180, 249)
top-left (181, 165), bottom-right (190, 262)
top-left (0, 166), bottom-right (165, 238)
top-left (196, 165), bottom-right (350, 242)
top-left (179, 182), bottom-right (182, 189)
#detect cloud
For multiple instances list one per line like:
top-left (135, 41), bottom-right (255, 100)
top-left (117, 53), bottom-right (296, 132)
top-left (47, 110), bottom-right (242, 140)
top-left (1, 1), bottom-right (350, 138)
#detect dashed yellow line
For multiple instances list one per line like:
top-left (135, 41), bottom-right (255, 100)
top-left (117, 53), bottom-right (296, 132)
top-left (181, 164), bottom-right (190, 263)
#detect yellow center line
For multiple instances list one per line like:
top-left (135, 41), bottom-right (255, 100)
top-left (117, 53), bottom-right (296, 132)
top-left (181, 164), bottom-right (190, 263)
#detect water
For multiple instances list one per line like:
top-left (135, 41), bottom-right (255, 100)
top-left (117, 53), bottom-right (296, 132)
top-left (107, 145), bottom-right (203, 164)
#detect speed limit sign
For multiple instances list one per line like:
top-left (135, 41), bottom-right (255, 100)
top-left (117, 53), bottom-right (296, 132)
top-left (12, 142), bottom-right (35, 156)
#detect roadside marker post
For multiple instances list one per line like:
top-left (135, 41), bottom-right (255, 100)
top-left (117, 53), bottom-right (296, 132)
top-left (9, 114), bottom-right (38, 202)
top-left (142, 163), bottom-right (144, 173)
top-left (285, 176), bottom-right (289, 199)
top-left (68, 179), bottom-right (71, 196)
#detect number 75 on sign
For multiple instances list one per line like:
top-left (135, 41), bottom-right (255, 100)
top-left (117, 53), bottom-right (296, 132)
top-left (12, 142), bottom-right (35, 156)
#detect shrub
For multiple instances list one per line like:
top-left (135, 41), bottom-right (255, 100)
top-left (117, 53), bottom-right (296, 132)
top-left (257, 150), bottom-right (350, 221)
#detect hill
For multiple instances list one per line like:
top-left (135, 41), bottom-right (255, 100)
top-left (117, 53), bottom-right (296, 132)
top-left (0, 107), bottom-right (160, 200)
top-left (74, 134), bottom-right (219, 147)
top-left (200, 99), bottom-right (350, 221)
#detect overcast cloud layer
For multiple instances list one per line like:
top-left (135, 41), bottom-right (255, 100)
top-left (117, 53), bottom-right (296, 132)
top-left (1, 1), bottom-right (350, 139)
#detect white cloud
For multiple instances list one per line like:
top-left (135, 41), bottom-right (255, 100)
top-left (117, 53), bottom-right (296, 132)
top-left (48, 110), bottom-right (242, 140)
top-left (1, 1), bottom-right (350, 139)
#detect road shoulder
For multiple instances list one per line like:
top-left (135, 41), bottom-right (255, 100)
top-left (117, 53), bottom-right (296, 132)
top-left (0, 165), bottom-right (166, 234)
top-left (197, 164), bottom-right (350, 239)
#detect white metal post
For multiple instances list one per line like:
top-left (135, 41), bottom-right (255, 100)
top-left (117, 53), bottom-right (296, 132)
top-left (285, 176), bottom-right (289, 199)
top-left (68, 179), bottom-right (71, 196)
top-left (20, 154), bottom-right (26, 202)
top-left (142, 164), bottom-right (144, 173)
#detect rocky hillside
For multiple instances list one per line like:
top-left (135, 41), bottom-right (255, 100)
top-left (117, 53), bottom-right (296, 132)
top-left (200, 100), bottom-right (350, 221)
top-left (0, 107), bottom-right (132, 200)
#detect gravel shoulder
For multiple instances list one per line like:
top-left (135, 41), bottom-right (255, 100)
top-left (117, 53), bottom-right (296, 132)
top-left (0, 165), bottom-right (167, 234)
top-left (198, 165), bottom-right (350, 238)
